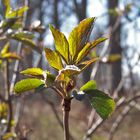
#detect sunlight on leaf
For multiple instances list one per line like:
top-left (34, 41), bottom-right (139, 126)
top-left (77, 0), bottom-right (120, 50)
top-left (76, 38), bottom-right (107, 64)
top-left (87, 89), bottom-right (115, 119)
top-left (49, 24), bottom-right (69, 64)
top-left (2, 0), bottom-right (11, 18)
top-left (21, 68), bottom-right (44, 78)
top-left (68, 17), bottom-right (96, 62)
top-left (2, 132), bottom-right (16, 140)
top-left (1, 42), bottom-right (10, 55)
top-left (80, 80), bottom-right (97, 91)
top-left (14, 78), bottom-right (45, 94)
top-left (78, 57), bottom-right (99, 71)
top-left (45, 48), bottom-right (63, 71)
top-left (10, 35), bottom-right (41, 53)
top-left (0, 103), bottom-right (8, 118)
top-left (1, 52), bottom-right (21, 60)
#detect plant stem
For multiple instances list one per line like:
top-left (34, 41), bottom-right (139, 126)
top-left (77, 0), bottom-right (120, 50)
top-left (62, 98), bottom-right (71, 140)
top-left (5, 60), bottom-right (13, 132)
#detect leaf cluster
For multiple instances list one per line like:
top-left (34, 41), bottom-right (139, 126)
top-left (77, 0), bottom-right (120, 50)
top-left (14, 18), bottom-right (115, 119)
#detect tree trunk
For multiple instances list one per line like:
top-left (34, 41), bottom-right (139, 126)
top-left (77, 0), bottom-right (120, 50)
top-left (108, 0), bottom-right (122, 93)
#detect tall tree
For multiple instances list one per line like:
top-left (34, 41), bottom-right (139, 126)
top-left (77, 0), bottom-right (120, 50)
top-left (108, 0), bottom-right (122, 93)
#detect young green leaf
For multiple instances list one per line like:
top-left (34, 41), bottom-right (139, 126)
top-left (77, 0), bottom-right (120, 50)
top-left (45, 48), bottom-right (64, 71)
top-left (5, 6), bottom-right (28, 18)
top-left (85, 89), bottom-right (115, 119)
top-left (80, 80), bottom-right (97, 91)
top-left (10, 35), bottom-right (41, 53)
top-left (49, 25), bottom-right (69, 64)
top-left (1, 52), bottom-right (21, 60)
top-left (68, 17), bottom-right (96, 62)
top-left (2, 0), bottom-right (11, 18)
top-left (76, 38), bottom-right (107, 64)
top-left (45, 71), bottom-right (55, 86)
top-left (1, 42), bottom-right (10, 55)
top-left (78, 57), bottom-right (99, 71)
top-left (20, 68), bottom-right (44, 78)
top-left (0, 103), bottom-right (8, 118)
top-left (2, 132), bottom-right (16, 140)
top-left (0, 18), bottom-right (18, 32)
top-left (15, 6), bottom-right (28, 17)
top-left (14, 78), bottom-right (45, 94)
top-left (14, 31), bottom-right (34, 39)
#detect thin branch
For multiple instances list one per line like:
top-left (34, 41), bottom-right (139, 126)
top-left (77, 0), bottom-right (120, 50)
top-left (11, 0), bottom-right (29, 134)
top-left (5, 60), bottom-right (13, 133)
top-left (41, 94), bottom-right (75, 140)
top-left (9, 0), bottom-right (28, 94)
top-left (62, 98), bottom-right (71, 140)
top-left (83, 117), bottom-right (103, 140)
top-left (108, 101), bottom-right (138, 140)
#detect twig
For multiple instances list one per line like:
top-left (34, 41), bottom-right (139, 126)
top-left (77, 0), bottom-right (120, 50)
top-left (62, 98), bottom-right (71, 140)
top-left (108, 101), bottom-right (137, 140)
top-left (9, 0), bottom-right (28, 94)
top-left (83, 117), bottom-right (103, 140)
top-left (5, 60), bottom-right (13, 133)
top-left (11, 0), bottom-right (29, 133)
top-left (41, 94), bottom-right (74, 140)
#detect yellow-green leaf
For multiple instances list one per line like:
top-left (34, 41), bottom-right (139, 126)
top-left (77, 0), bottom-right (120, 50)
top-left (10, 36), bottom-right (41, 53)
top-left (85, 89), bottom-right (115, 119)
top-left (76, 38), bottom-right (107, 64)
top-left (2, 0), bottom-right (11, 18)
top-left (80, 80), bottom-right (97, 91)
top-left (0, 102), bottom-right (8, 118)
top-left (49, 25), bottom-right (69, 64)
top-left (21, 68), bottom-right (44, 78)
top-left (14, 78), bottom-right (45, 94)
top-left (78, 57), bottom-right (99, 71)
top-left (6, 6), bottom-right (28, 18)
top-left (2, 132), bottom-right (16, 140)
top-left (68, 17), bottom-right (96, 62)
top-left (0, 18), bottom-right (18, 31)
top-left (2, 52), bottom-right (21, 60)
top-left (45, 48), bottom-right (63, 70)
top-left (15, 6), bottom-right (28, 17)
top-left (1, 42), bottom-right (10, 55)
top-left (14, 31), bottom-right (34, 39)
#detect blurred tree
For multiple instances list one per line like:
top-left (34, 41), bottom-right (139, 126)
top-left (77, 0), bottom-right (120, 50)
top-left (108, 0), bottom-right (122, 93)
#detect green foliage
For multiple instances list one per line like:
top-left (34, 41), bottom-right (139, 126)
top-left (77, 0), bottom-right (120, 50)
top-left (2, 0), bottom-right (28, 18)
top-left (14, 17), bottom-right (115, 121)
top-left (0, 42), bottom-right (21, 60)
top-left (80, 80), bottom-right (97, 91)
top-left (2, 132), bottom-right (16, 140)
top-left (86, 89), bottom-right (115, 119)
top-left (0, 102), bottom-right (8, 119)
top-left (73, 81), bottom-right (115, 119)
top-left (45, 48), bottom-right (64, 70)
top-left (49, 25), bottom-right (69, 64)
top-left (76, 38), bottom-right (107, 64)
top-left (14, 78), bottom-right (45, 94)
top-left (20, 68), bottom-right (44, 78)
top-left (0, 1), bottom-right (41, 54)
top-left (68, 17), bottom-right (96, 62)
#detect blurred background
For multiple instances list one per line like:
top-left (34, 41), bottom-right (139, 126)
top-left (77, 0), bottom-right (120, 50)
top-left (0, 0), bottom-right (140, 140)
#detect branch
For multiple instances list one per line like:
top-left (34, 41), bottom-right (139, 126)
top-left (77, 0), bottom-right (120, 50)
top-left (41, 94), bottom-right (75, 140)
top-left (108, 101), bottom-right (138, 140)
